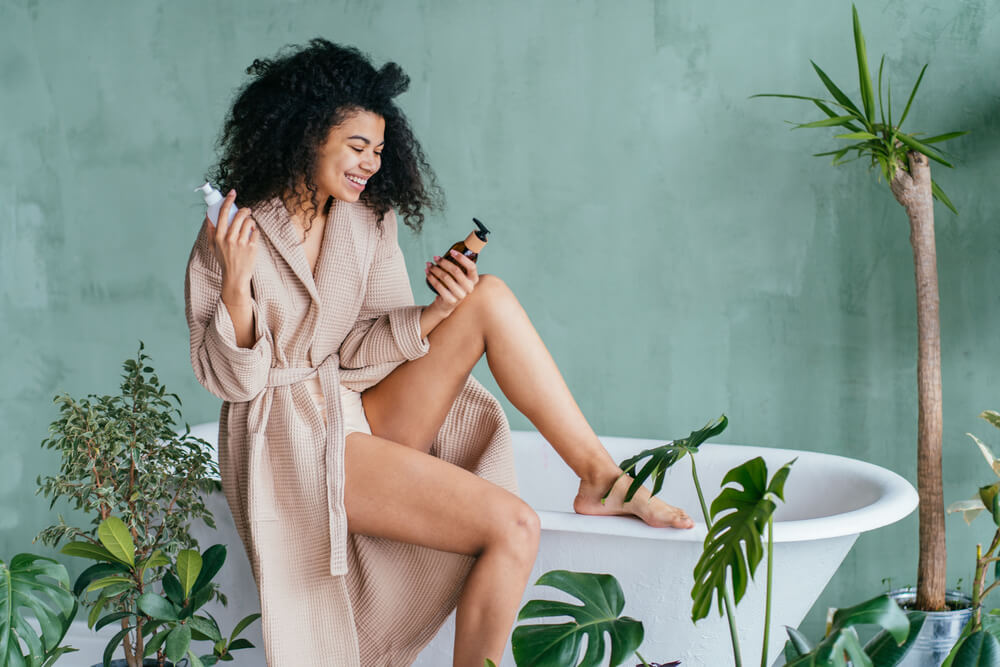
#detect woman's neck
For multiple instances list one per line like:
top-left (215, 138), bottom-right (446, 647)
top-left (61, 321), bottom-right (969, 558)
top-left (282, 192), bottom-right (334, 238)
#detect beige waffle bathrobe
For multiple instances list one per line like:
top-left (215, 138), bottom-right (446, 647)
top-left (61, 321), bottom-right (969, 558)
top-left (184, 196), bottom-right (517, 666)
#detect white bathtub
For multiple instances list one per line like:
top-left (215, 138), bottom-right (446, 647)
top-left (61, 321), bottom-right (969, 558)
top-left (62, 425), bottom-right (917, 667)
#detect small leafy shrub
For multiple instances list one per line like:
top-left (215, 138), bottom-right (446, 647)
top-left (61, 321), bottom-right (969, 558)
top-left (64, 516), bottom-right (259, 667)
top-left (34, 343), bottom-right (222, 667)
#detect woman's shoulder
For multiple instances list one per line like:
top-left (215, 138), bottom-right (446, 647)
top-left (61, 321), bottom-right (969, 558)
top-left (342, 201), bottom-right (398, 238)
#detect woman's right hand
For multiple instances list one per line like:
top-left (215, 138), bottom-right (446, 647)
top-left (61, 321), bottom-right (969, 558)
top-left (206, 189), bottom-right (257, 297)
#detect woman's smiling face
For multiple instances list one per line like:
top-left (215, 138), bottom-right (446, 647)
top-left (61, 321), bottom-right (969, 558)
top-left (314, 109), bottom-right (385, 204)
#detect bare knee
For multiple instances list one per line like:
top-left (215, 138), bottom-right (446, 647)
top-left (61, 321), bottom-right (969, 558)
top-left (444, 274), bottom-right (513, 330)
top-left (483, 499), bottom-right (540, 567)
top-left (465, 274), bottom-right (523, 333)
top-left (471, 273), bottom-right (514, 303)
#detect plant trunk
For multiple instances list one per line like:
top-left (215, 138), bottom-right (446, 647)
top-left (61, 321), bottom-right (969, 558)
top-left (973, 544), bottom-right (984, 629)
top-left (891, 150), bottom-right (946, 611)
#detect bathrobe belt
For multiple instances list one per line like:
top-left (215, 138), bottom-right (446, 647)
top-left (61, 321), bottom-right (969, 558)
top-left (255, 353), bottom-right (350, 575)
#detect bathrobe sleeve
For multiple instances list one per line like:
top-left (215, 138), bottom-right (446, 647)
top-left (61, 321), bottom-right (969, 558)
top-left (339, 209), bottom-right (430, 369)
top-left (184, 225), bottom-right (273, 403)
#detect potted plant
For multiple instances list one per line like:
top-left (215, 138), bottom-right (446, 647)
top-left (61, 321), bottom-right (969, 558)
top-left (33, 343), bottom-right (226, 666)
top-left (752, 0), bottom-right (968, 645)
top-left (0, 553), bottom-right (78, 666)
top-left (943, 409), bottom-right (1000, 663)
top-left (60, 515), bottom-right (259, 666)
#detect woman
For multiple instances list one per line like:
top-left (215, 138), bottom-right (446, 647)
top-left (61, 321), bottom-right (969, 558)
top-left (185, 39), bottom-right (692, 667)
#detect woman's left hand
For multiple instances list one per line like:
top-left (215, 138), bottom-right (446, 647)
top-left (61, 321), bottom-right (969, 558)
top-left (425, 249), bottom-right (479, 317)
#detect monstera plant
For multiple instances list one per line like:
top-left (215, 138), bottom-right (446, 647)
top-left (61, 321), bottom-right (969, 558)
top-left (754, 3), bottom-right (967, 612)
top-left (615, 416), bottom-right (794, 667)
top-left (510, 416), bottom-right (927, 667)
top-left (512, 570), bottom-right (647, 666)
top-left (0, 553), bottom-right (78, 666)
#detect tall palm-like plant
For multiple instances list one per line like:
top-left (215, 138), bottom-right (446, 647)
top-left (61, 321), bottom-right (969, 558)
top-left (753, 5), bottom-right (966, 611)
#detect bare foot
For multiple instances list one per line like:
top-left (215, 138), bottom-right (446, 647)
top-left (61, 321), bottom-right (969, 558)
top-left (573, 472), bottom-right (695, 529)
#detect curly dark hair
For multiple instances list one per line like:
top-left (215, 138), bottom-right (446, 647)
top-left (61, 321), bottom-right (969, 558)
top-left (206, 39), bottom-right (442, 235)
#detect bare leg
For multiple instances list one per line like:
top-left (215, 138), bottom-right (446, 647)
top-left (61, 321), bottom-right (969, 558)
top-left (344, 431), bottom-right (539, 667)
top-left (363, 274), bottom-right (693, 528)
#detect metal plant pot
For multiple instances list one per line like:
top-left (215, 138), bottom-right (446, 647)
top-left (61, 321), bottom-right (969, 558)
top-left (888, 587), bottom-right (973, 667)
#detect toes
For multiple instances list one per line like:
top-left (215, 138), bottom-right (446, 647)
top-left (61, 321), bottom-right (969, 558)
top-left (671, 511), bottom-right (694, 529)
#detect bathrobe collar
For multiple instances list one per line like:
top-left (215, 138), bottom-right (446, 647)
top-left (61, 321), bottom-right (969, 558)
top-left (252, 196), bottom-right (376, 309)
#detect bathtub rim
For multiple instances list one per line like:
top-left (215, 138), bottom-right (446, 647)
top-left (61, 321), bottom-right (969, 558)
top-left (185, 422), bottom-right (918, 545)
top-left (523, 437), bottom-right (918, 544)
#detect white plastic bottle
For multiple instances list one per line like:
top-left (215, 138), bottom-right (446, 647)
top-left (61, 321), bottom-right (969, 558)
top-left (195, 182), bottom-right (238, 227)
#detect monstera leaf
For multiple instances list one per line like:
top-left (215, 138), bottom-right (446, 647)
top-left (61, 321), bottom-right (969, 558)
top-left (512, 570), bottom-right (643, 667)
top-left (0, 554), bottom-right (78, 667)
top-left (691, 456), bottom-right (794, 622)
top-left (611, 415), bottom-right (728, 503)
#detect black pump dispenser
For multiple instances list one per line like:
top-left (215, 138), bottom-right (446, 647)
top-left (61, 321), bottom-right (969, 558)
top-left (472, 218), bottom-right (490, 242)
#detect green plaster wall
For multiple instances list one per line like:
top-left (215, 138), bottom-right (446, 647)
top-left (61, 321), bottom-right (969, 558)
top-left (3, 0), bottom-right (999, 643)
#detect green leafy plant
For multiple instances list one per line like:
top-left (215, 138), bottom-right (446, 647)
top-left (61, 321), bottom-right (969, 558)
top-left (610, 416), bottom-right (797, 667)
top-left (941, 630), bottom-right (1000, 667)
top-left (511, 570), bottom-right (647, 667)
top-left (613, 416), bottom-right (745, 659)
top-left (513, 414), bottom-right (928, 666)
top-left (753, 3), bottom-right (967, 612)
top-left (0, 554), bottom-right (78, 666)
top-left (611, 416), bottom-right (924, 666)
top-left (692, 456), bottom-right (794, 666)
top-left (511, 572), bottom-right (919, 667)
top-left (136, 544), bottom-right (260, 666)
top-left (34, 343), bottom-right (220, 666)
top-left (941, 410), bottom-right (1000, 665)
top-left (782, 594), bottom-right (917, 666)
top-left (63, 517), bottom-right (259, 667)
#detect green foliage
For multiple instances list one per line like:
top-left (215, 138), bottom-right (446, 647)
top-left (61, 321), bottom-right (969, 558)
top-left (0, 554), bottom-right (79, 667)
top-left (610, 415), bottom-right (728, 503)
top-left (98, 517), bottom-right (136, 568)
top-left (137, 543), bottom-right (259, 666)
top-left (612, 414), bottom-right (746, 664)
top-left (34, 343), bottom-right (221, 664)
top-left (862, 612), bottom-right (926, 666)
top-left (949, 410), bottom-right (1000, 526)
top-left (63, 517), bottom-right (259, 667)
top-left (512, 570), bottom-right (917, 667)
top-left (947, 631), bottom-right (1000, 667)
top-left (512, 570), bottom-right (644, 667)
top-left (525, 411), bottom-right (928, 666)
top-left (937, 409), bottom-right (1000, 667)
top-left (781, 595), bottom-right (915, 667)
top-left (753, 4), bottom-right (966, 214)
top-left (691, 457), bottom-right (794, 622)
top-left (36, 342), bottom-right (219, 557)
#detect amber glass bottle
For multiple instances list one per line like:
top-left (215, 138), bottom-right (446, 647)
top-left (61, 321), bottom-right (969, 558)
top-left (427, 218), bottom-right (491, 294)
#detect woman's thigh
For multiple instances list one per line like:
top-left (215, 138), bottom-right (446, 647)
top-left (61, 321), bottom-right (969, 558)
top-left (361, 275), bottom-right (506, 452)
top-left (343, 430), bottom-right (535, 554)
